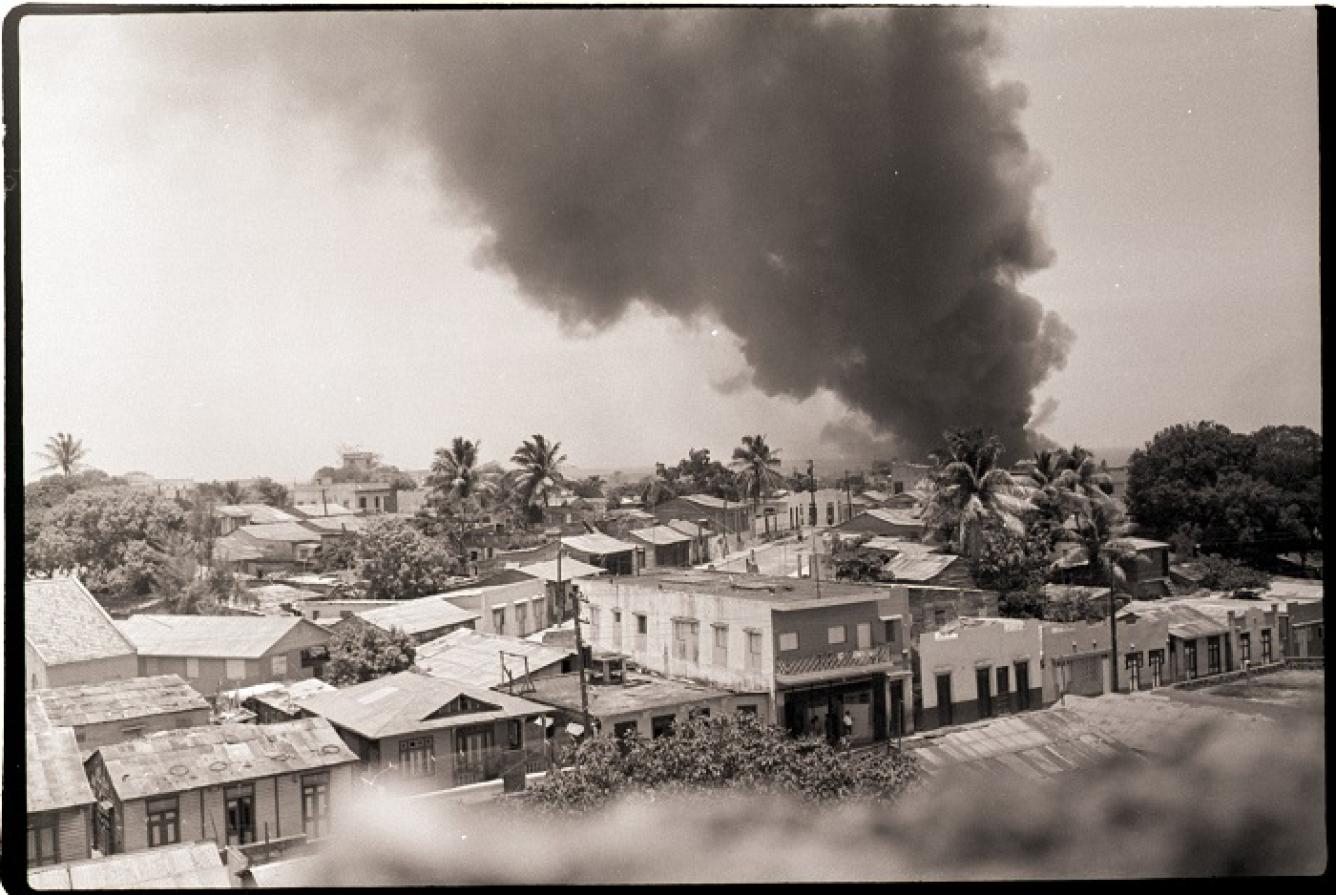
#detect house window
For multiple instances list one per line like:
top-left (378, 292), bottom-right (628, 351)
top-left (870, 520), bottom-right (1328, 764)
top-left (1207, 637), bottom-right (1221, 675)
top-left (272, 655), bottom-right (288, 677)
top-left (894, 482), bottom-right (905, 495)
top-left (185, 657), bottom-right (200, 679)
top-left (1148, 649), bottom-right (1165, 687)
top-left (995, 665), bottom-right (1011, 713)
top-left (1261, 629), bottom-right (1272, 663)
top-left (1184, 642), bottom-right (1198, 680)
top-left (225, 783), bottom-right (256, 846)
top-left (778, 632), bottom-right (799, 652)
top-left (634, 613), bottom-right (648, 650)
top-left (826, 502), bottom-right (835, 525)
top-left (672, 619), bottom-right (700, 662)
top-left (612, 609), bottom-right (623, 650)
top-left (507, 719), bottom-right (523, 750)
top-left (302, 773), bottom-right (330, 838)
top-left (856, 622), bottom-right (872, 649)
top-left (827, 625), bottom-right (846, 646)
top-left (651, 714), bottom-right (676, 738)
top-left (933, 607), bottom-right (948, 628)
top-left (1239, 632), bottom-right (1251, 663)
top-left (146, 796), bottom-right (181, 848)
top-left (713, 624), bottom-right (729, 666)
top-left (746, 630), bottom-right (763, 670)
top-left (1125, 652), bottom-right (1143, 690)
top-left (399, 736), bottom-right (436, 778)
top-left (225, 658), bottom-right (246, 680)
top-left (884, 618), bottom-right (901, 645)
top-left (588, 607), bottom-right (599, 642)
top-left (359, 497), bottom-right (368, 509)
top-left (27, 813), bottom-right (59, 867)
top-left (493, 608), bottom-right (506, 635)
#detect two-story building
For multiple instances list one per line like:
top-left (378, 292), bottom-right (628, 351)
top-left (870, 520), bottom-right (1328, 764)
top-left (297, 671), bottom-right (552, 795)
top-left (581, 570), bottom-right (914, 745)
top-left (26, 675), bottom-right (211, 755)
top-left (84, 718), bottom-right (359, 856)
top-left (114, 615), bottom-right (333, 700)
top-left (649, 495), bottom-right (752, 547)
top-left (25, 577), bottom-right (140, 692)
top-left (213, 522), bottom-right (327, 577)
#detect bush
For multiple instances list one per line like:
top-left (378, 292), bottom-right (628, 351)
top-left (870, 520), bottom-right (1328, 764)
top-left (1196, 554), bottom-right (1270, 593)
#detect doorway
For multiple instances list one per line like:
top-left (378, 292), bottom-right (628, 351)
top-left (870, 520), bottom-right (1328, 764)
top-left (935, 673), bottom-right (953, 727)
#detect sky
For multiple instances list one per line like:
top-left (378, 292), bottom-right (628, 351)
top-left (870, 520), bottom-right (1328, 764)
top-left (16, 6), bottom-right (1320, 483)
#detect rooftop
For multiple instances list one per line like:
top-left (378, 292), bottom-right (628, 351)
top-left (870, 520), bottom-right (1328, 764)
top-left (526, 672), bottom-right (739, 717)
top-left (93, 717), bottom-right (358, 800)
top-left (24, 577), bottom-right (138, 667)
top-left (864, 508), bottom-right (925, 527)
top-left (562, 532), bottom-right (638, 555)
top-left (627, 525), bottom-right (695, 546)
top-left (515, 556), bottom-right (608, 582)
top-left (1106, 536), bottom-right (1171, 552)
top-left (414, 628), bottom-right (573, 690)
top-left (1118, 601), bottom-right (1229, 639)
top-left (239, 521), bottom-right (326, 543)
top-left (28, 726), bottom-right (97, 812)
top-left (228, 677), bottom-right (336, 707)
top-left (885, 553), bottom-right (958, 583)
top-left (353, 596), bottom-right (482, 637)
top-left (860, 536), bottom-right (938, 554)
top-left (299, 514), bottom-right (370, 534)
top-left (28, 841), bottom-right (232, 890)
top-left (1056, 691), bottom-right (1276, 754)
top-left (607, 568), bottom-right (893, 608)
top-left (290, 502), bottom-right (358, 518)
top-left (216, 503), bottom-right (298, 524)
top-left (298, 670), bottom-right (550, 740)
top-left (27, 675), bottom-right (208, 729)
top-left (115, 614), bottom-right (327, 659)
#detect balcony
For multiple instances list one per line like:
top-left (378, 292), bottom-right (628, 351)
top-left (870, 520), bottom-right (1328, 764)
top-left (775, 643), bottom-right (902, 679)
top-left (453, 746), bottom-right (550, 786)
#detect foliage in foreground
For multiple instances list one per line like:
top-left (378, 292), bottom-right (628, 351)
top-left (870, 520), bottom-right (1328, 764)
top-left (522, 713), bottom-right (921, 813)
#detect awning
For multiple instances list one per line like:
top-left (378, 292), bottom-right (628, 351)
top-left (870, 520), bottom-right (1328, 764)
top-left (518, 557), bottom-right (607, 582)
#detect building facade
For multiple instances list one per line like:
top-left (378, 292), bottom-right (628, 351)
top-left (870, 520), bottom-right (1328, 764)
top-left (915, 618), bottom-right (1043, 731)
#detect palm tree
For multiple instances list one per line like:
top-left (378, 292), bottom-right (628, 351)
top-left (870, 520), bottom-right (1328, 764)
top-left (1053, 445), bottom-right (1115, 516)
top-left (427, 438), bottom-right (494, 566)
top-left (219, 481), bottom-right (252, 504)
top-left (511, 434), bottom-right (568, 527)
top-left (1059, 497), bottom-right (1138, 691)
top-left (731, 434), bottom-right (786, 535)
top-left (640, 464), bottom-right (678, 508)
top-left (922, 428), bottom-right (1032, 561)
top-left (38, 432), bottom-right (87, 477)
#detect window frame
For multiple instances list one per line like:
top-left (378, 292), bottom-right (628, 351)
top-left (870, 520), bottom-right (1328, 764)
top-left (399, 735), bottom-right (436, 779)
top-left (27, 813), bottom-right (60, 867)
top-left (827, 625), bottom-right (847, 646)
top-left (712, 623), bottom-right (729, 666)
top-left (146, 795), bottom-right (181, 849)
top-left (302, 773), bottom-right (331, 839)
top-left (272, 654), bottom-right (288, 677)
top-left (225, 658), bottom-right (247, 680)
top-left (225, 783), bottom-right (256, 846)
top-left (746, 629), bottom-right (763, 670)
top-left (778, 631), bottom-right (799, 652)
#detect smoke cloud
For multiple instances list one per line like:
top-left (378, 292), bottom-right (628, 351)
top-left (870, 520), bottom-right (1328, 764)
top-left (277, 8), bottom-right (1072, 457)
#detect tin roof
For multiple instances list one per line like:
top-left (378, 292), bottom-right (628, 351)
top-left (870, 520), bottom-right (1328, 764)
top-left (28, 841), bottom-right (232, 890)
top-left (861, 536), bottom-right (938, 554)
top-left (298, 671), bottom-right (550, 740)
top-left (516, 557), bottom-right (608, 582)
top-left (627, 525), bottom-right (695, 546)
top-left (526, 672), bottom-right (739, 717)
top-left (354, 596), bottom-right (481, 637)
top-left (298, 515), bottom-right (370, 534)
top-left (216, 504), bottom-right (299, 524)
top-left (28, 727), bottom-right (97, 812)
top-left (290, 502), bottom-right (358, 517)
top-left (239, 522), bottom-right (325, 543)
top-left (94, 718), bottom-right (358, 800)
top-left (1118, 601), bottom-right (1229, 640)
top-left (415, 629), bottom-right (573, 690)
top-left (1106, 537), bottom-right (1171, 552)
top-left (865, 508), bottom-right (924, 526)
top-left (116, 614), bottom-right (328, 659)
top-left (561, 532), bottom-right (637, 555)
top-left (664, 519), bottom-right (708, 538)
top-left (1057, 691), bottom-right (1275, 754)
top-left (24, 577), bottom-right (138, 667)
top-left (885, 553), bottom-right (958, 583)
top-left (28, 675), bottom-right (208, 728)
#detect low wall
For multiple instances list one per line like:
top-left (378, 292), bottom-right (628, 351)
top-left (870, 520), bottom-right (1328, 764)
top-left (1170, 661), bottom-right (1286, 690)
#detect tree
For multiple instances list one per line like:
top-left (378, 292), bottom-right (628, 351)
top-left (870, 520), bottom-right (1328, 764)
top-left (425, 437), bottom-right (496, 567)
top-left (524, 712), bottom-right (920, 814)
top-left (571, 476), bottom-right (607, 499)
top-left (25, 469), bottom-right (124, 514)
top-left (922, 428), bottom-right (1030, 560)
top-left (511, 434), bottom-right (568, 523)
top-left (1195, 553), bottom-right (1271, 593)
top-left (37, 432), bottom-right (88, 476)
top-left (348, 516), bottom-right (458, 600)
top-left (217, 480), bottom-right (253, 504)
top-left (323, 618), bottom-right (417, 686)
top-left (252, 478), bottom-right (290, 508)
top-left (833, 550), bottom-right (888, 583)
top-left (969, 518), bottom-right (1054, 596)
top-left (731, 435), bottom-right (786, 529)
top-left (639, 465), bottom-right (678, 509)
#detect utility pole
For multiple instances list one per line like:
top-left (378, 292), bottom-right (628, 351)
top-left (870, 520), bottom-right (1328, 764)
top-left (844, 470), bottom-right (853, 520)
top-left (807, 460), bottom-right (817, 527)
top-left (1108, 569), bottom-right (1120, 693)
top-left (569, 579), bottom-right (593, 736)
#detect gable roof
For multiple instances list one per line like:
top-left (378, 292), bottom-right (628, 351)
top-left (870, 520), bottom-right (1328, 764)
top-left (28, 726), bottom-right (97, 812)
top-left (354, 596), bottom-right (481, 637)
top-left (664, 519), bottom-right (708, 539)
top-left (884, 552), bottom-right (959, 583)
top-left (561, 532), bottom-right (637, 555)
top-left (298, 671), bottom-right (550, 739)
top-left (415, 628), bottom-right (574, 690)
top-left (93, 717), bottom-right (357, 800)
top-left (115, 615), bottom-right (328, 659)
top-left (239, 522), bottom-right (325, 543)
top-left (216, 504), bottom-right (298, 524)
top-left (672, 494), bottom-right (740, 511)
top-left (27, 674), bottom-right (208, 728)
top-left (627, 525), bottom-right (695, 546)
top-left (27, 842), bottom-right (231, 890)
top-left (515, 557), bottom-right (607, 582)
top-left (24, 577), bottom-right (138, 667)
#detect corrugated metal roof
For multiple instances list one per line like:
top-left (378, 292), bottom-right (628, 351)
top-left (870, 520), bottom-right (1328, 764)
top-left (561, 532), bottom-right (637, 555)
top-left (116, 615), bottom-right (327, 659)
top-left (865, 508), bottom-right (924, 527)
top-left (28, 675), bottom-right (209, 728)
top-left (25, 577), bottom-right (138, 667)
top-left (299, 515), bottom-right (370, 534)
top-left (515, 557), bottom-right (607, 582)
top-left (1058, 692), bottom-right (1275, 755)
top-left (95, 718), bottom-right (358, 800)
top-left (239, 522), bottom-right (325, 543)
top-left (355, 596), bottom-right (481, 637)
top-left (291, 503), bottom-right (358, 517)
top-left (627, 525), bottom-right (695, 546)
top-left (415, 629), bottom-right (573, 690)
top-left (1117, 602), bottom-right (1228, 640)
top-left (27, 841), bottom-right (232, 890)
top-left (28, 727), bottom-right (97, 812)
top-left (664, 519), bottom-right (707, 538)
top-left (885, 552), bottom-right (957, 582)
top-left (861, 536), bottom-right (937, 554)
top-left (298, 671), bottom-right (550, 740)
top-left (216, 504), bottom-right (299, 525)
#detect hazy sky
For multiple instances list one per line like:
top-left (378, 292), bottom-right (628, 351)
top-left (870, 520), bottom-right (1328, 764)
top-left (18, 6), bottom-right (1319, 482)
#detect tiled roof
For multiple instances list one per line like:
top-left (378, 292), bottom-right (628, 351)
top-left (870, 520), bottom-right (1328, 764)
top-left (298, 671), bottom-right (550, 740)
top-left (415, 629), bottom-right (573, 689)
top-left (28, 726), bottom-right (97, 812)
top-left (627, 525), bottom-right (694, 546)
top-left (27, 675), bottom-right (208, 728)
top-left (116, 615), bottom-right (327, 659)
top-left (94, 718), bottom-right (358, 800)
top-left (28, 842), bottom-right (231, 890)
top-left (561, 532), bottom-right (637, 555)
top-left (355, 597), bottom-right (481, 637)
top-left (239, 522), bottom-right (325, 543)
top-left (24, 577), bottom-right (137, 667)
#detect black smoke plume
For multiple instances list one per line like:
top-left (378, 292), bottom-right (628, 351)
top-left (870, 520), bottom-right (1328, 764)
top-left (281, 7), bottom-right (1072, 457)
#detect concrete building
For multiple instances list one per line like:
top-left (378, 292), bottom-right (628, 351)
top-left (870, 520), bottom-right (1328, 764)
top-left (581, 570), bottom-right (913, 745)
top-left (26, 675), bottom-right (211, 755)
top-left (297, 671), bottom-right (552, 795)
top-left (338, 595), bottom-right (481, 644)
top-left (25, 577), bottom-right (140, 692)
top-left (1107, 537), bottom-right (1173, 598)
top-left (627, 525), bottom-right (695, 569)
top-left (442, 578), bottom-right (552, 637)
top-left (772, 488), bottom-right (860, 534)
top-left (915, 617), bottom-right (1043, 731)
top-left (1039, 613), bottom-right (1171, 701)
top-left (26, 727), bottom-right (96, 868)
top-left (291, 481), bottom-right (398, 514)
top-left (650, 494), bottom-right (752, 547)
top-left (84, 718), bottom-right (359, 855)
top-left (115, 615), bottom-right (333, 699)
top-left (213, 503), bottom-right (299, 535)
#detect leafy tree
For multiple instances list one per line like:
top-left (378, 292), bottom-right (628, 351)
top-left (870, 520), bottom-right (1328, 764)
top-left (37, 432), bottom-right (88, 476)
top-left (524, 712), bottom-right (920, 814)
top-left (216, 480), bottom-right (254, 504)
top-left (252, 478), bottom-right (290, 508)
top-left (348, 516), bottom-right (458, 600)
top-left (922, 428), bottom-right (1030, 560)
top-left (639, 465), bottom-right (679, 509)
top-left (833, 550), bottom-right (887, 582)
top-left (511, 434), bottom-right (568, 524)
top-left (571, 476), bottom-right (607, 499)
top-left (969, 518), bottom-right (1054, 596)
top-left (164, 566), bottom-right (243, 615)
top-left (323, 618), bottom-right (417, 686)
top-left (25, 469), bottom-right (125, 514)
top-left (1195, 553), bottom-right (1271, 593)
top-left (314, 451), bottom-right (417, 490)
top-left (731, 435), bottom-right (786, 527)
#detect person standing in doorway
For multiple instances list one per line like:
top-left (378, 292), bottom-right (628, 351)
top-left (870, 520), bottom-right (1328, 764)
top-left (842, 708), bottom-right (854, 748)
